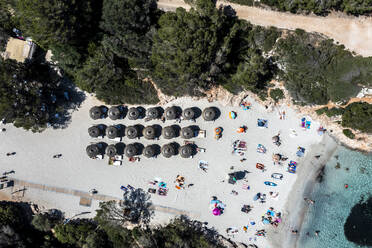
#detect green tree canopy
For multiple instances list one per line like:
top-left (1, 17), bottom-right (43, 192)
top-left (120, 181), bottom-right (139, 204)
top-left (75, 46), bottom-right (159, 105)
top-left (342, 102), bottom-right (372, 133)
top-left (100, 0), bottom-right (159, 68)
top-left (275, 30), bottom-right (372, 105)
top-left (151, 0), bottom-right (240, 96)
top-left (14, 0), bottom-right (99, 49)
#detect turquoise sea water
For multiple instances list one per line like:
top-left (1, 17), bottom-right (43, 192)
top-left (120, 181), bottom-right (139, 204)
top-left (299, 146), bottom-right (372, 248)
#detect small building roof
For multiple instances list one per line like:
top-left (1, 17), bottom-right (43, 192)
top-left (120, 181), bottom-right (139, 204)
top-left (3, 37), bottom-right (36, 63)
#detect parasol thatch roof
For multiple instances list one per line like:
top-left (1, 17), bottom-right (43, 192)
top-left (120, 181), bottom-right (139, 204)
top-left (165, 106), bottom-right (177, 120)
top-left (182, 108), bottom-right (195, 120)
top-left (124, 143), bottom-right (138, 157)
top-left (86, 144), bottom-right (100, 158)
top-left (88, 126), bottom-right (100, 138)
top-left (128, 107), bottom-right (140, 120)
top-left (181, 126), bottom-right (194, 139)
top-left (126, 126), bottom-right (138, 139)
top-left (143, 126), bottom-right (156, 140)
top-left (179, 144), bottom-right (193, 158)
top-left (106, 144), bottom-right (117, 157)
top-left (89, 106), bottom-right (102, 120)
top-left (162, 126), bottom-right (176, 139)
top-left (161, 143), bottom-right (175, 158)
top-left (146, 108), bottom-right (159, 119)
top-left (202, 107), bottom-right (216, 121)
top-left (106, 126), bottom-right (118, 139)
top-left (108, 106), bottom-right (121, 120)
top-left (143, 145), bottom-right (155, 158)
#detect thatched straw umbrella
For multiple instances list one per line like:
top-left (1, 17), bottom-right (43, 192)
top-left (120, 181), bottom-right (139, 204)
top-left (162, 126), bottom-right (176, 139)
top-left (126, 126), bottom-right (138, 139)
top-left (124, 144), bottom-right (138, 157)
top-left (106, 144), bottom-right (117, 157)
top-left (106, 126), bottom-right (118, 139)
top-left (181, 126), bottom-right (194, 139)
top-left (89, 106), bottom-right (102, 120)
top-left (182, 108), bottom-right (195, 120)
top-left (161, 143), bottom-right (175, 158)
top-left (202, 107), bottom-right (216, 121)
top-left (108, 106), bottom-right (121, 120)
top-left (128, 107), bottom-right (140, 120)
top-left (146, 108), bottom-right (159, 119)
top-left (86, 144), bottom-right (100, 158)
top-left (179, 144), bottom-right (193, 158)
top-left (143, 126), bottom-right (156, 140)
top-left (88, 126), bottom-right (100, 138)
top-left (143, 145), bottom-right (155, 158)
top-left (165, 106), bottom-right (177, 120)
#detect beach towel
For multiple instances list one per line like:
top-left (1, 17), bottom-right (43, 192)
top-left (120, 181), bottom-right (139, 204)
top-left (257, 144), bottom-right (267, 153)
top-left (242, 184), bottom-right (250, 190)
top-left (296, 147), bottom-right (305, 157)
top-left (257, 119), bottom-right (268, 128)
top-left (306, 121), bottom-right (311, 129)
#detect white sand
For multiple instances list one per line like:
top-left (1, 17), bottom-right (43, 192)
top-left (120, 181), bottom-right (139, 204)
top-left (0, 94), bottom-right (328, 247)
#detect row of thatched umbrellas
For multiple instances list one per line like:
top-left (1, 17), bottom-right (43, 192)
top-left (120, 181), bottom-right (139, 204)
top-left (86, 143), bottom-right (194, 159)
top-left (89, 105), bottom-right (218, 121)
top-left (88, 125), bottom-right (196, 140)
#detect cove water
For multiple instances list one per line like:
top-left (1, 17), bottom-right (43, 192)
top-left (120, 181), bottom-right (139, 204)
top-left (298, 145), bottom-right (372, 248)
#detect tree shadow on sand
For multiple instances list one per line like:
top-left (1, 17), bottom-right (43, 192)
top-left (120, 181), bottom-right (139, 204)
top-left (50, 77), bottom-right (86, 130)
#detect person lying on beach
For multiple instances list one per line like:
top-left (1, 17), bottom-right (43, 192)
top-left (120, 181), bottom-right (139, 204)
top-left (304, 198), bottom-right (315, 204)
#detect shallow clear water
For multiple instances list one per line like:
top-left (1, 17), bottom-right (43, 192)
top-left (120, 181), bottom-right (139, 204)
top-left (299, 146), bottom-right (372, 248)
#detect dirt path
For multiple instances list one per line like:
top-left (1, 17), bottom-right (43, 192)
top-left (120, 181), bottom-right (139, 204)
top-left (157, 0), bottom-right (372, 57)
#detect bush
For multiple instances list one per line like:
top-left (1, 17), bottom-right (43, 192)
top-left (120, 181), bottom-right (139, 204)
top-left (316, 107), bottom-right (328, 115)
top-left (325, 107), bottom-right (344, 117)
top-left (343, 129), bottom-right (355, 139)
top-left (342, 102), bottom-right (372, 133)
top-left (269, 88), bottom-right (284, 102)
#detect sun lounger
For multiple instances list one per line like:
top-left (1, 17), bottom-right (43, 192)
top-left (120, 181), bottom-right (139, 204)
top-left (184, 140), bottom-right (195, 145)
top-left (196, 130), bottom-right (206, 138)
top-left (113, 160), bottom-right (122, 166)
top-left (96, 154), bottom-right (103, 160)
top-left (114, 155), bottom-right (123, 160)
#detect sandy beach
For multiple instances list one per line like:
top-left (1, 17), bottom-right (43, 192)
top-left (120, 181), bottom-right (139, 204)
top-left (266, 134), bottom-right (338, 247)
top-left (0, 91), bottom-right (333, 247)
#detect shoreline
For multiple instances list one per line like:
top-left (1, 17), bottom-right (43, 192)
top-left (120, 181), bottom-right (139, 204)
top-left (267, 133), bottom-right (339, 247)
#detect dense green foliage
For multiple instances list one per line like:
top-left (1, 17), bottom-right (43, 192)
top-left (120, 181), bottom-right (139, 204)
top-left (275, 30), bottom-right (372, 105)
top-left (343, 128), bottom-right (355, 139)
top-left (342, 102), bottom-right (372, 133)
top-left (0, 2), bottom-right (10, 51)
top-left (316, 107), bottom-right (345, 117)
top-left (76, 46), bottom-right (158, 104)
top-left (259, 0), bottom-right (372, 16)
top-left (100, 0), bottom-right (159, 69)
top-left (12, 0), bottom-right (159, 105)
top-left (152, 0), bottom-right (276, 96)
top-left (0, 58), bottom-right (72, 131)
top-left (269, 88), bottom-right (284, 102)
top-left (0, 201), bottom-right (226, 248)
